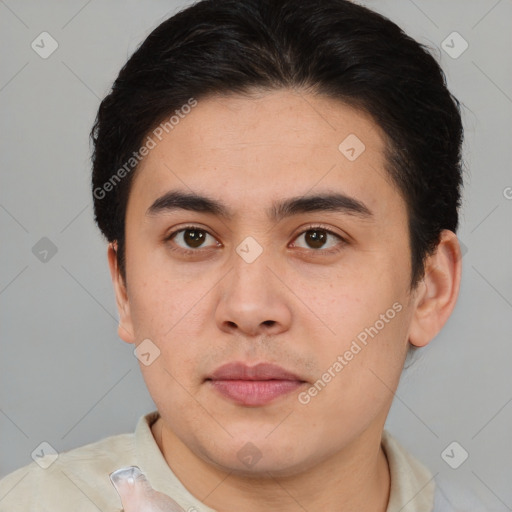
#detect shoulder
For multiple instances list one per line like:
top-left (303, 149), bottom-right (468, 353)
top-left (382, 430), bottom-right (493, 512)
top-left (0, 432), bottom-right (135, 512)
top-left (381, 430), bottom-right (436, 511)
top-left (433, 475), bottom-right (497, 512)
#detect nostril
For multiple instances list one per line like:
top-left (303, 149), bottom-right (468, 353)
top-left (262, 320), bottom-right (275, 327)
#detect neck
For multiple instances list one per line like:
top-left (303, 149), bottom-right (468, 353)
top-left (152, 418), bottom-right (390, 512)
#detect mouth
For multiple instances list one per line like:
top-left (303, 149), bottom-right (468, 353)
top-left (205, 362), bottom-right (307, 406)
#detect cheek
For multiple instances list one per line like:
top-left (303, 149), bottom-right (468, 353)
top-left (295, 268), bottom-right (410, 410)
top-left (290, 260), bottom-right (406, 342)
top-left (127, 262), bottom-right (205, 339)
top-left (300, 303), bottom-right (410, 431)
top-left (126, 266), bottom-right (216, 385)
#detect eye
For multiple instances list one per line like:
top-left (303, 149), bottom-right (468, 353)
top-left (291, 226), bottom-right (346, 252)
top-left (167, 226), bottom-right (220, 251)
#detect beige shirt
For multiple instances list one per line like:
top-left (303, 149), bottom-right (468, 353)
top-left (0, 411), bottom-right (468, 511)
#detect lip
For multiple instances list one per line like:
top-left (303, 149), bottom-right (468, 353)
top-left (206, 362), bottom-right (306, 406)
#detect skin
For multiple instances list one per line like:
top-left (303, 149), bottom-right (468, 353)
top-left (108, 89), bottom-right (462, 512)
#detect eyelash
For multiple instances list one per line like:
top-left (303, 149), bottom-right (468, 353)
top-left (164, 224), bottom-right (348, 257)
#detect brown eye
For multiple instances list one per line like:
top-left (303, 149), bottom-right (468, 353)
top-left (182, 229), bottom-right (207, 248)
top-left (169, 227), bottom-right (219, 250)
top-left (304, 229), bottom-right (328, 249)
top-left (293, 227), bottom-right (344, 251)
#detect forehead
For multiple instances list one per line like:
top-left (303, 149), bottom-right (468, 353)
top-left (129, 89), bottom-right (400, 220)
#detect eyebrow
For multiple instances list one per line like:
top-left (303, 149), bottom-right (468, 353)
top-left (146, 190), bottom-right (373, 221)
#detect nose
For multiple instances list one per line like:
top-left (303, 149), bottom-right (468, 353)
top-left (215, 250), bottom-right (292, 338)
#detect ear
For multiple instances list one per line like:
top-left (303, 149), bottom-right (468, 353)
top-left (408, 230), bottom-right (462, 348)
top-left (108, 242), bottom-right (136, 344)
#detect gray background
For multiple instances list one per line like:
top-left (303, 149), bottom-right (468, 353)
top-left (1, 0), bottom-right (511, 509)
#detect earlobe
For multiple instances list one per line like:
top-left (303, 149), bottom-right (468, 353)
top-left (408, 230), bottom-right (462, 348)
top-left (107, 243), bottom-right (136, 344)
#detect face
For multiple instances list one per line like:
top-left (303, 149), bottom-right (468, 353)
top-left (113, 90), bottom-right (420, 476)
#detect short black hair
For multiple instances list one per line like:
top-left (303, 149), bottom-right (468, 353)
top-left (91, 0), bottom-right (464, 287)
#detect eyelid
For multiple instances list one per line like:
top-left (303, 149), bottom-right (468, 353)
top-left (289, 223), bottom-right (348, 251)
top-left (164, 223), bottom-right (349, 254)
top-left (164, 223), bottom-right (219, 241)
top-left (164, 225), bottom-right (222, 253)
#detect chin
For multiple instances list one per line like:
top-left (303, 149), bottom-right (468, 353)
top-left (196, 436), bottom-right (323, 478)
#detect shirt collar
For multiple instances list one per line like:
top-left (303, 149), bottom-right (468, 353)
top-left (382, 430), bottom-right (435, 511)
top-left (135, 411), bottom-right (435, 512)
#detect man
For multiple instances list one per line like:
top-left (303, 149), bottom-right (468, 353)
top-left (0, 0), bottom-right (482, 510)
